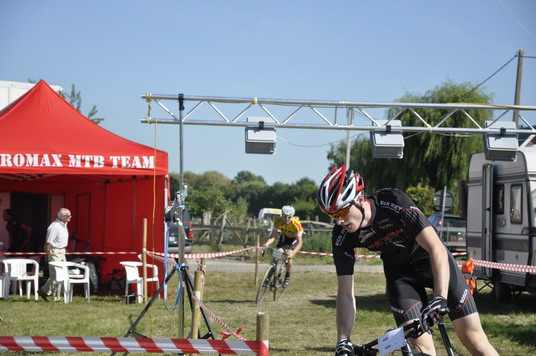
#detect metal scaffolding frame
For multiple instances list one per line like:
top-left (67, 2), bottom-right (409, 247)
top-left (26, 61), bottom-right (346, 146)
top-left (140, 93), bottom-right (536, 135)
top-left (140, 92), bottom-right (536, 337)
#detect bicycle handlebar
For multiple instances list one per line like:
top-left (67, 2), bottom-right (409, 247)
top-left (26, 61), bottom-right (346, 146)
top-left (353, 307), bottom-right (451, 355)
top-left (261, 246), bottom-right (289, 260)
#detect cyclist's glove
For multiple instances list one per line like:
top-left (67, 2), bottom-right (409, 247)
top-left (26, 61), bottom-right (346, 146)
top-left (420, 295), bottom-right (448, 332)
top-left (335, 338), bottom-right (355, 356)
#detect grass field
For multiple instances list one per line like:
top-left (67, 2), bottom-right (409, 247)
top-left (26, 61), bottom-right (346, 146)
top-left (1, 259), bottom-right (535, 356)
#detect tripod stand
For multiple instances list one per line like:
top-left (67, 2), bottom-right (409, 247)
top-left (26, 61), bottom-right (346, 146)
top-left (111, 262), bottom-right (216, 356)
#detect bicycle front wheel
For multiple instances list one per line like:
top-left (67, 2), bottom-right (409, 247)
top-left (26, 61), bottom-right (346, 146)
top-left (256, 264), bottom-right (275, 304)
top-left (273, 261), bottom-right (288, 301)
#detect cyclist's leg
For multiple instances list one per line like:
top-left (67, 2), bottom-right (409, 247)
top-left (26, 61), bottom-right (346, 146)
top-left (276, 236), bottom-right (294, 285)
top-left (451, 314), bottom-right (497, 356)
top-left (385, 265), bottom-right (436, 355)
top-left (282, 238), bottom-right (298, 274)
top-left (445, 254), bottom-right (499, 356)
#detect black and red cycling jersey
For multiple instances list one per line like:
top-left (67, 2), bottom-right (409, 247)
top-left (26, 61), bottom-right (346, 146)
top-left (332, 188), bottom-right (433, 275)
top-left (332, 188), bottom-right (477, 323)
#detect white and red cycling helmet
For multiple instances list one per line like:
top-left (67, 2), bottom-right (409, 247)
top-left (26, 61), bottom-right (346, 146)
top-left (318, 165), bottom-right (365, 213)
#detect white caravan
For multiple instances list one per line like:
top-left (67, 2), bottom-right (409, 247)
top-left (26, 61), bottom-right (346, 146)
top-left (464, 145), bottom-right (536, 301)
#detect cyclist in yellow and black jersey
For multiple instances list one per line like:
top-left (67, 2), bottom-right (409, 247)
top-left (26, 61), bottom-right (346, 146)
top-left (262, 205), bottom-right (303, 288)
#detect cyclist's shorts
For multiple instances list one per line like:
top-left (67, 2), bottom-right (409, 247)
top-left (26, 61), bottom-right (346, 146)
top-left (385, 253), bottom-right (478, 326)
top-left (276, 235), bottom-right (298, 250)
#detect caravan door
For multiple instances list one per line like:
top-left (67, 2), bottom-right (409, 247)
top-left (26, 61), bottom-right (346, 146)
top-left (481, 163), bottom-right (494, 279)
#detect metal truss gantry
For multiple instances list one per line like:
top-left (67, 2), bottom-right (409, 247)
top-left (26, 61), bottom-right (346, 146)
top-left (140, 93), bottom-right (536, 135)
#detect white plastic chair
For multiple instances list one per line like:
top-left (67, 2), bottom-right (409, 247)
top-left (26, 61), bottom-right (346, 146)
top-left (2, 258), bottom-right (39, 301)
top-left (48, 261), bottom-right (90, 303)
top-left (120, 261), bottom-right (159, 303)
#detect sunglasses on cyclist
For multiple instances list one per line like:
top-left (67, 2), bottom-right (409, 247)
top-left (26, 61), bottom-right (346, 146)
top-left (327, 201), bottom-right (357, 220)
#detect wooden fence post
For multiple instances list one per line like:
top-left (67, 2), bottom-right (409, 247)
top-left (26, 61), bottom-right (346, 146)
top-left (217, 211), bottom-right (227, 251)
top-left (256, 312), bottom-right (269, 356)
top-left (255, 235), bottom-right (260, 286)
top-left (190, 270), bottom-right (204, 339)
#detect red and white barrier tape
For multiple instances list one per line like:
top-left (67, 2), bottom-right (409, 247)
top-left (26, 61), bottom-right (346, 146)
top-left (150, 247), bottom-right (256, 260)
top-left (474, 259), bottom-right (536, 273)
top-left (0, 251), bottom-right (137, 256)
top-left (0, 336), bottom-right (268, 355)
top-left (299, 250), bottom-right (465, 258)
top-left (297, 251), bottom-right (334, 257)
top-left (144, 251), bottom-right (172, 265)
top-left (191, 293), bottom-right (246, 341)
top-left (144, 250), bottom-right (248, 342)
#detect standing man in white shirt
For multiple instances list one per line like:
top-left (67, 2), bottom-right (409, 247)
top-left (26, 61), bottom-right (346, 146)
top-left (38, 208), bottom-right (71, 301)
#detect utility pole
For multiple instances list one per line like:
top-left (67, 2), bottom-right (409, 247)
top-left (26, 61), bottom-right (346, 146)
top-left (345, 108), bottom-right (353, 167)
top-left (513, 49), bottom-right (524, 127)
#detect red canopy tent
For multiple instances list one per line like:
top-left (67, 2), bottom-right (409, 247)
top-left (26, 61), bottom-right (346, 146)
top-left (0, 80), bottom-right (168, 288)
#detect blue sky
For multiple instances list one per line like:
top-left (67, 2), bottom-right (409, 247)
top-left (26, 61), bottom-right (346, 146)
top-left (1, 0), bottom-right (535, 186)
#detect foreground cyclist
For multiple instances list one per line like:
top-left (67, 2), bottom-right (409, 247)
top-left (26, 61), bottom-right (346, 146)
top-left (318, 166), bottom-right (498, 356)
top-left (262, 205), bottom-right (303, 288)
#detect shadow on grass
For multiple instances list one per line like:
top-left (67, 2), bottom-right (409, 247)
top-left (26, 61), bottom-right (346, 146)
top-left (472, 292), bottom-right (536, 348)
top-left (309, 293), bottom-right (390, 312)
top-left (209, 299), bottom-right (252, 304)
top-left (311, 289), bottom-right (536, 350)
top-left (305, 346), bottom-right (333, 353)
top-left (472, 291), bottom-right (536, 315)
top-left (485, 321), bottom-right (536, 348)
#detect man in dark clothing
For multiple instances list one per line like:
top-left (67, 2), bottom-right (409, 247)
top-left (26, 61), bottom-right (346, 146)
top-left (2, 209), bottom-right (33, 252)
top-left (318, 166), bottom-right (498, 356)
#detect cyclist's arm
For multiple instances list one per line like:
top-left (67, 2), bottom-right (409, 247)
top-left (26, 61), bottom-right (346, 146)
top-left (416, 226), bottom-right (449, 298)
top-left (336, 274), bottom-right (356, 341)
top-left (263, 228), bottom-right (279, 248)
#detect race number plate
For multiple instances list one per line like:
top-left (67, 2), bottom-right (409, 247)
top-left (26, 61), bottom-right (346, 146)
top-left (378, 327), bottom-right (406, 356)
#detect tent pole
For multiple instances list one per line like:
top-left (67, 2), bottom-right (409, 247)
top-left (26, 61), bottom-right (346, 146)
top-left (178, 93), bottom-right (185, 193)
top-left (177, 93), bottom-right (185, 338)
top-left (142, 218), bottom-right (147, 304)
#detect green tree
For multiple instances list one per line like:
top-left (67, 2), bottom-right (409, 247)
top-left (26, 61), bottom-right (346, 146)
top-left (292, 198), bottom-right (321, 221)
top-left (187, 181), bottom-right (231, 217)
top-left (261, 182), bottom-right (294, 208)
top-left (328, 81), bottom-right (492, 195)
top-left (230, 180), bottom-right (267, 216)
top-left (406, 184), bottom-right (435, 216)
top-left (288, 177), bottom-right (321, 220)
top-left (228, 196), bottom-right (249, 218)
top-left (232, 170), bottom-right (266, 184)
top-left (293, 177), bottom-right (318, 200)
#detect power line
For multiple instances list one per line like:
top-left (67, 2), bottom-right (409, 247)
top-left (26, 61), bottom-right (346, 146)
top-left (275, 53), bottom-right (534, 148)
top-left (277, 133), bottom-right (363, 148)
top-left (461, 53), bottom-right (535, 100)
top-left (460, 55), bottom-right (517, 99)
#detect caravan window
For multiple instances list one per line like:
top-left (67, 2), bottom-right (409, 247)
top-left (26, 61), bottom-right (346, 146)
top-left (510, 184), bottom-right (523, 224)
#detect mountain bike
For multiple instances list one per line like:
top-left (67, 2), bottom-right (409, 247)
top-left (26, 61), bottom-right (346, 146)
top-left (353, 308), bottom-right (455, 356)
top-left (256, 247), bottom-right (289, 304)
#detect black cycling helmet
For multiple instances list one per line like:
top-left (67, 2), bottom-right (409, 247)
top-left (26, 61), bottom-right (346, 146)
top-left (318, 165), bottom-right (365, 213)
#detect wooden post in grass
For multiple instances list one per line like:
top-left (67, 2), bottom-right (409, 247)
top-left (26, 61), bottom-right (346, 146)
top-left (190, 270), bottom-right (204, 339)
top-left (256, 312), bottom-right (269, 356)
top-left (142, 218), bottom-right (147, 304)
top-left (255, 235), bottom-right (260, 286)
